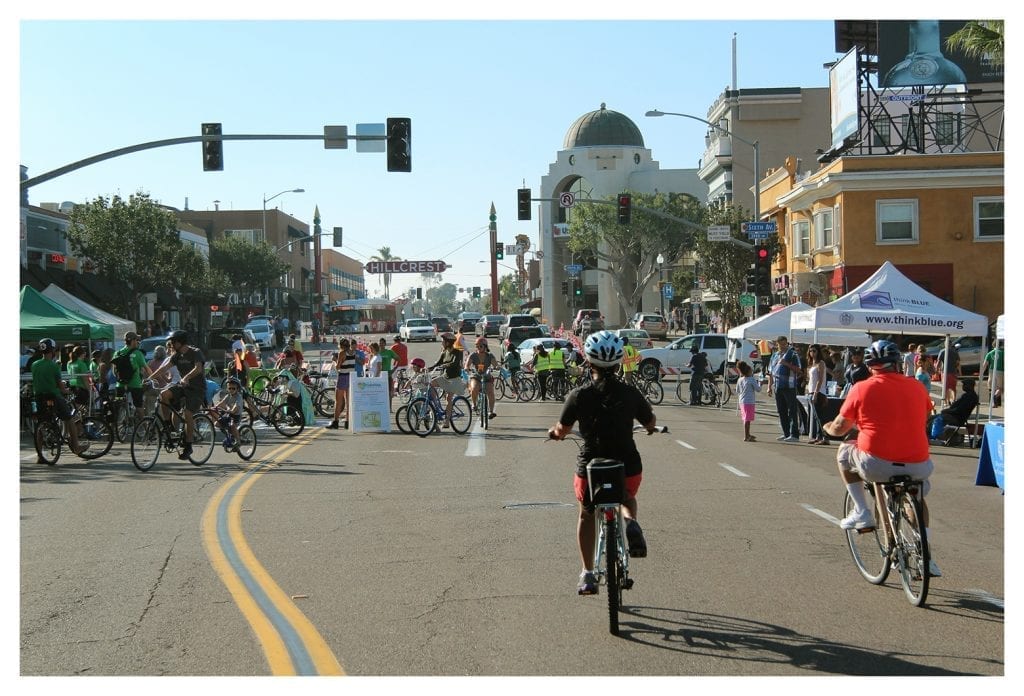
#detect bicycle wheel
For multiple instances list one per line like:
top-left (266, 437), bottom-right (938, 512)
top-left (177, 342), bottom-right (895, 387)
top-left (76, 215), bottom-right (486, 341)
top-left (605, 515), bottom-right (621, 636)
top-left (895, 490), bottom-right (930, 607)
top-left (188, 414), bottom-right (216, 466)
top-left (448, 395), bottom-right (473, 434)
top-left (250, 374), bottom-right (270, 395)
top-left (676, 378), bottom-right (688, 403)
top-left (515, 375), bottom-right (537, 402)
top-left (34, 420), bottom-right (62, 466)
top-left (236, 424), bottom-right (257, 461)
top-left (394, 405), bottom-right (411, 434)
top-left (271, 404), bottom-right (305, 437)
top-left (844, 487), bottom-right (890, 585)
top-left (494, 377), bottom-right (508, 401)
top-left (407, 397), bottom-right (436, 437)
top-left (314, 388), bottom-right (336, 418)
top-left (131, 417), bottom-right (162, 472)
top-left (642, 379), bottom-right (664, 406)
top-left (113, 402), bottom-right (132, 443)
top-left (78, 417), bottom-right (113, 460)
top-left (719, 378), bottom-right (732, 406)
top-left (478, 391), bottom-right (488, 429)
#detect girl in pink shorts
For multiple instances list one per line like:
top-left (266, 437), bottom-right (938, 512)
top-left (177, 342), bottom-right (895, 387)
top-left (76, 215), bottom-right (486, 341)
top-left (735, 361), bottom-right (761, 442)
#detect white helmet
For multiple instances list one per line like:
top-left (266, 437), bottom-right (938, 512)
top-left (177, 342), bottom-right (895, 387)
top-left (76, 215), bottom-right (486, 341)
top-left (583, 330), bottom-right (624, 367)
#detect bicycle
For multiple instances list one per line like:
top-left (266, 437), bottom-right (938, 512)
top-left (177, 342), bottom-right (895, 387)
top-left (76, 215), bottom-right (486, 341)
top-left (33, 396), bottom-right (113, 466)
top-left (406, 380), bottom-right (472, 437)
top-left (549, 424), bottom-right (669, 636)
top-left (130, 395), bottom-right (216, 472)
top-left (233, 383), bottom-right (306, 438)
top-left (844, 474), bottom-right (931, 606)
top-left (494, 368), bottom-right (537, 402)
top-left (633, 374), bottom-right (664, 406)
top-left (207, 407), bottom-right (258, 461)
top-left (470, 371), bottom-right (493, 430)
top-left (675, 372), bottom-right (729, 407)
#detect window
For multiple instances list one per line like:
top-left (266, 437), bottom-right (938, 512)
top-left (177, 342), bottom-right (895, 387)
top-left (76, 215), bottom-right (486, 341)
top-left (974, 197), bottom-right (1004, 241)
top-left (813, 208), bottom-right (834, 250)
top-left (872, 119), bottom-right (892, 148)
top-left (901, 114), bottom-right (921, 151)
top-left (223, 228), bottom-right (265, 244)
top-left (792, 220), bottom-right (810, 256)
top-left (703, 336), bottom-right (726, 350)
top-left (935, 112), bottom-right (960, 148)
top-left (876, 200), bottom-right (918, 244)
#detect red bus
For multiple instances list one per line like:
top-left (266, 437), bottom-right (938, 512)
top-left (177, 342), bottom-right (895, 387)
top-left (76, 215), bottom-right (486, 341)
top-left (327, 299), bottom-right (399, 334)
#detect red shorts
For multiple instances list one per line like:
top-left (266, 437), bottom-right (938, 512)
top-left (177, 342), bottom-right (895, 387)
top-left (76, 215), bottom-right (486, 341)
top-left (574, 472), bottom-right (642, 505)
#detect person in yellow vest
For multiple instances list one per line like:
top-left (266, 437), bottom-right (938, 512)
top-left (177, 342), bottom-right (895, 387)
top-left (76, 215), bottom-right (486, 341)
top-left (621, 336), bottom-right (640, 385)
top-left (548, 342), bottom-right (568, 401)
top-left (453, 330), bottom-right (466, 352)
top-left (532, 345), bottom-right (552, 400)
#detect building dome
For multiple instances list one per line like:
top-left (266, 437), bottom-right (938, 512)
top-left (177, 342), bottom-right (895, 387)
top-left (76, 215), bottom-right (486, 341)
top-left (563, 103), bottom-right (645, 149)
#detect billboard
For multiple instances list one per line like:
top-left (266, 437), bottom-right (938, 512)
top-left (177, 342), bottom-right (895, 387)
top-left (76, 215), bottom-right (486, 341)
top-left (829, 47), bottom-right (860, 149)
top-left (878, 20), bottom-right (1003, 87)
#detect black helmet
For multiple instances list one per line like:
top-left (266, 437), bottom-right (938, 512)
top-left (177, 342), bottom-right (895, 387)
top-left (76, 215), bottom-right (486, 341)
top-left (865, 339), bottom-right (900, 367)
top-left (170, 329), bottom-right (189, 344)
top-left (38, 338), bottom-right (57, 352)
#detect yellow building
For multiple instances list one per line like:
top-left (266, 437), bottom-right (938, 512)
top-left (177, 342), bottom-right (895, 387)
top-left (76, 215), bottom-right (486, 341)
top-left (759, 151), bottom-right (1003, 326)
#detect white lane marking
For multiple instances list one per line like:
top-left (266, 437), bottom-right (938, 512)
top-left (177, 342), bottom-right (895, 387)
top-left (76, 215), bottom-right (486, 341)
top-left (718, 463), bottom-right (750, 478)
top-left (802, 503), bottom-right (842, 526)
top-left (965, 588), bottom-right (1005, 610)
top-left (465, 424), bottom-right (486, 457)
top-left (675, 440), bottom-right (696, 450)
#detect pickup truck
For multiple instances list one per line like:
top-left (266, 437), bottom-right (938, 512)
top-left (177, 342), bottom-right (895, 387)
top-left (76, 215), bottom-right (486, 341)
top-left (572, 309), bottom-right (605, 337)
top-left (499, 314), bottom-right (539, 341)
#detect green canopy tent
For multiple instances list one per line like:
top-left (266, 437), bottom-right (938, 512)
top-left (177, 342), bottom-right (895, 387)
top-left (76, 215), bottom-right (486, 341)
top-left (20, 285), bottom-right (114, 345)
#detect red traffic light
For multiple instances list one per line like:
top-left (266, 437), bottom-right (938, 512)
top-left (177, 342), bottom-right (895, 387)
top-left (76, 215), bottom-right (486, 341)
top-left (756, 247), bottom-right (769, 260)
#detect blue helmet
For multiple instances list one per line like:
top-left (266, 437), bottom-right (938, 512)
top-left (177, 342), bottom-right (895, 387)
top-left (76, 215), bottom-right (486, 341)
top-left (865, 339), bottom-right (900, 367)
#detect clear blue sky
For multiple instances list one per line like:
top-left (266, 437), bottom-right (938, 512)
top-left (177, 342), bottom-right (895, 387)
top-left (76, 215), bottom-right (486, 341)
top-left (19, 13), bottom-right (845, 297)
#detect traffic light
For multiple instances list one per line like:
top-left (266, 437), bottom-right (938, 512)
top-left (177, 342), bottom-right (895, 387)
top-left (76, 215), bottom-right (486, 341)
top-left (472, 286), bottom-right (481, 298)
top-left (517, 188), bottom-right (531, 221)
top-left (574, 285), bottom-right (582, 296)
top-left (494, 241), bottom-right (504, 260)
top-left (333, 226), bottom-right (343, 247)
top-left (201, 122), bottom-right (223, 171)
top-left (386, 117), bottom-right (412, 172)
top-left (745, 266), bottom-right (757, 293)
top-left (754, 246), bottom-right (772, 296)
top-left (561, 281), bottom-right (568, 295)
top-left (617, 193), bottom-right (632, 225)
top-left (416, 287), bottom-right (422, 300)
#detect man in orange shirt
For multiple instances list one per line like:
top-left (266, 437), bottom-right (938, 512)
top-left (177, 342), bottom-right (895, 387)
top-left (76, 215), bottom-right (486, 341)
top-left (823, 339), bottom-right (940, 576)
top-left (390, 335), bottom-right (408, 369)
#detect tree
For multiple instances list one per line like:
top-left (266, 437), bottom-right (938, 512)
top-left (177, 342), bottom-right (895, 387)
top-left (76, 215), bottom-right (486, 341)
top-left (945, 20), bottom-right (1004, 67)
top-left (567, 191), bottom-right (704, 319)
top-left (425, 283), bottom-right (458, 316)
top-left (65, 192), bottom-right (199, 321)
top-left (369, 246), bottom-right (401, 299)
top-left (208, 236), bottom-right (290, 295)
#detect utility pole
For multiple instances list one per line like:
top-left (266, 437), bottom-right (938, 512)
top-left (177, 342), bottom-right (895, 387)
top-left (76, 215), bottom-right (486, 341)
top-left (313, 206), bottom-right (322, 334)
top-left (489, 203), bottom-right (499, 314)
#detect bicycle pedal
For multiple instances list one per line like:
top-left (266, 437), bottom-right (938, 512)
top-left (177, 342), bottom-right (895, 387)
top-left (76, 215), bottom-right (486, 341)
top-left (623, 578), bottom-right (634, 590)
top-left (855, 526), bottom-right (877, 534)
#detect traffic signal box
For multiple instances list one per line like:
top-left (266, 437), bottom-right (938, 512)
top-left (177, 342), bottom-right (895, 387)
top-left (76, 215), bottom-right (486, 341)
top-left (518, 188), bottom-right (531, 221)
top-left (386, 117), bottom-right (412, 172)
top-left (617, 194), bottom-right (631, 225)
top-left (201, 122), bottom-right (223, 171)
top-left (754, 246), bottom-right (772, 296)
top-left (494, 242), bottom-right (504, 260)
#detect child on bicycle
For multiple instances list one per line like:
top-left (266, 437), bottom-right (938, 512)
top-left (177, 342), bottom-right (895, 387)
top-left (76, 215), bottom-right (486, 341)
top-left (467, 337), bottom-right (498, 419)
top-left (547, 330), bottom-right (657, 595)
top-left (735, 360), bottom-right (761, 442)
top-left (212, 376), bottom-right (244, 449)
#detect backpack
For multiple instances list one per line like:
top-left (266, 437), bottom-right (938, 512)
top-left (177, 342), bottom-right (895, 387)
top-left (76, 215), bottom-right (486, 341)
top-left (112, 349), bottom-right (138, 383)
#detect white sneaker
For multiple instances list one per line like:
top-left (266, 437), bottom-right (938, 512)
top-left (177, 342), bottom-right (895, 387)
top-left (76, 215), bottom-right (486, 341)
top-left (928, 559), bottom-right (943, 577)
top-left (784, 435), bottom-right (800, 443)
top-left (839, 508), bottom-right (875, 530)
top-left (776, 435), bottom-right (788, 441)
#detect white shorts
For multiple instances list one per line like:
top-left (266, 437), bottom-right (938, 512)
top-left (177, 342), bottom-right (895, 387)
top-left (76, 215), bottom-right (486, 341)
top-left (837, 442), bottom-right (933, 494)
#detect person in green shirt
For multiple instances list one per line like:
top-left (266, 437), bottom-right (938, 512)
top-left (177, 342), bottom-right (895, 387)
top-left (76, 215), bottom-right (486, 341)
top-left (67, 345), bottom-right (94, 408)
top-left (980, 345), bottom-right (1004, 406)
top-left (377, 337), bottom-right (399, 409)
top-left (31, 338), bottom-right (83, 456)
top-left (113, 331), bottom-right (153, 420)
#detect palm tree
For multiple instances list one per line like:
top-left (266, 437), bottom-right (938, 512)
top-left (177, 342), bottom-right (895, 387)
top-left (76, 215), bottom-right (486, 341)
top-left (945, 20), bottom-right (1004, 67)
top-left (369, 246), bottom-right (401, 299)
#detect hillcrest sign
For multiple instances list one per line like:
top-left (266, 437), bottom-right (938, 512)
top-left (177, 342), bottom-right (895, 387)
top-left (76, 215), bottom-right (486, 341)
top-left (364, 260), bottom-right (448, 274)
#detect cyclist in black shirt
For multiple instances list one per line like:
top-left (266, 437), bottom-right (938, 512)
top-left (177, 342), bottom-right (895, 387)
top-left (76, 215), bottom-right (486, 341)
top-left (148, 330), bottom-right (206, 460)
top-left (548, 330), bottom-right (657, 595)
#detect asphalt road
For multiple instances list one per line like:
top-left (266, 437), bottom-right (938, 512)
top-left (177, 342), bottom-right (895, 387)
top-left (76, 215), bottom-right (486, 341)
top-left (19, 338), bottom-right (1005, 678)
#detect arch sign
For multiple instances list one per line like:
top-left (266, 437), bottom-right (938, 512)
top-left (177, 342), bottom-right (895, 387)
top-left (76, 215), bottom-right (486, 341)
top-left (364, 260), bottom-right (448, 274)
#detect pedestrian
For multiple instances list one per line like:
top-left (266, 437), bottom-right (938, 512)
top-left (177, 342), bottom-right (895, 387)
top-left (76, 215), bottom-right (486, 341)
top-left (533, 344), bottom-right (551, 400)
top-left (378, 337), bottom-right (399, 409)
top-left (915, 352), bottom-right (936, 395)
top-left (327, 338), bottom-right (354, 430)
top-left (390, 335), bottom-right (408, 369)
top-left (843, 348), bottom-right (870, 391)
top-left (979, 343), bottom-right (1004, 407)
top-left (936, 342), bottom-right (961, 407)
top-left (903, 343), bottom-right (917, 376)
top-left (735, 361), bottom-right (761, 442)
top-left (686, 345), bottom-right (708, 406)
top-left (766, 335), bottom-right (803, 442)
top-left (805, 345), bottom-right (829, 445)
top-left (366, 342), bottom-right (382, 377)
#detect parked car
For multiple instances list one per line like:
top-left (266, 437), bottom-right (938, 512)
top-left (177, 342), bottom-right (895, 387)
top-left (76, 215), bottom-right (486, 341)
top-left (614, 328), bottom-right (653, 350)
top-left (516, 338), bottom-right (574, 367)
top-left (571, 309), bottom-right (605, 336)
top-left (475, 313), bottom-right (505, 337)
top-left (139, 335), bottom-right (172, 361)
top-left (499, 313), bottom-right (539, 341)
top-left (922, 335), bottom-right (984, 374)
top-left (430, 316), bottom-right (453, 334)
top-left (244, 320), bottom-right (274, 347)
top-left (400, 318), bottom-right (437, 342)
top-left (628, 312), bottom-right (668, 339)
top-left (456, 311), bottom-right (482, 333)
top-left (637, 333), bottom-right (761, 380)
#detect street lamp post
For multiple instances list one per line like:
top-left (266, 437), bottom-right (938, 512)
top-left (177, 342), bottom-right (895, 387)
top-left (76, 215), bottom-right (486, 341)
top-left (656, 253), bottom-right (665, 318)
top-left (262, 187), bottom-right (304, 314)
top-left (645, 110), bottom-right (760, 220)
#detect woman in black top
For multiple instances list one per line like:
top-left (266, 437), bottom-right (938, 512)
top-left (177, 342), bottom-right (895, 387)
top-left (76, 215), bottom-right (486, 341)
top-left (548, 331), bottom-right (657, 595)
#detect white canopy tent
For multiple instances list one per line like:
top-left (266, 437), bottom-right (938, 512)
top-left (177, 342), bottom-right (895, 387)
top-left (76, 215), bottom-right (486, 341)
top-left (42, 283), bottom-right (136, 348)
top-left (727, 301), bottom-right (871, 346)
top-left (791, 261), bottom-right (990, 439)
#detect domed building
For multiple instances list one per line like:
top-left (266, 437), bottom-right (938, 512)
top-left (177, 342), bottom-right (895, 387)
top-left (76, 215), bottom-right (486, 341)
top-left (535, 104), bottom-right (707, 330)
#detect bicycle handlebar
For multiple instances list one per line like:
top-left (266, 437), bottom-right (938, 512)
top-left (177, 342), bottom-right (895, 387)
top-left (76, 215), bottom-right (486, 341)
top-left (548, 423), bottom-right (668, 440)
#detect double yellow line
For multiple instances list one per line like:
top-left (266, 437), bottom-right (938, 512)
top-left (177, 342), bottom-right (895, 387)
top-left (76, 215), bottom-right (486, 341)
top-left (201, 429), bottom-right (344, 675)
